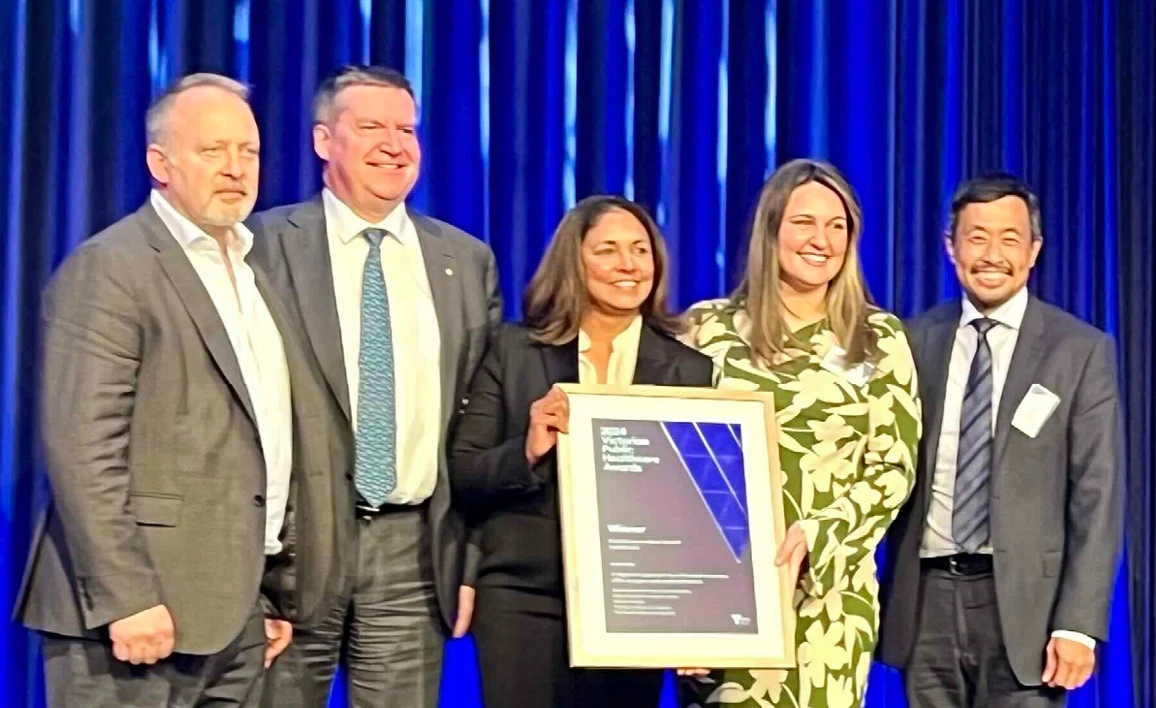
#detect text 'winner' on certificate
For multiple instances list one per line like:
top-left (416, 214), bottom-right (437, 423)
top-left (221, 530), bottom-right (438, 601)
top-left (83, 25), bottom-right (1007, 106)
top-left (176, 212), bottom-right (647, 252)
top-left (595, 419), bottom-right (758, 633)
top-left (555, 384), bottom-right (795, 669)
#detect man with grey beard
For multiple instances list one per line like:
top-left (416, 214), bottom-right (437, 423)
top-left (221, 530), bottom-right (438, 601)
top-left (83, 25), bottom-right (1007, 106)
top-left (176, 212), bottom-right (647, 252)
top-left (13, 73), bottom-right (327, 707)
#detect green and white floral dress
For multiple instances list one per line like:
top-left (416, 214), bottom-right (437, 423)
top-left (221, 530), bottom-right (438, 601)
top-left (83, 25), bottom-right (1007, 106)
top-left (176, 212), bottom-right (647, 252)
top-left (678, 299), bottom-right (921, 708)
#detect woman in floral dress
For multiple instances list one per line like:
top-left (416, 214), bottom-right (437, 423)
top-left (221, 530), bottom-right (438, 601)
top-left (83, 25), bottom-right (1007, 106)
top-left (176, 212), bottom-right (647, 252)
top-left (678, 159), bottom-right (921, 708)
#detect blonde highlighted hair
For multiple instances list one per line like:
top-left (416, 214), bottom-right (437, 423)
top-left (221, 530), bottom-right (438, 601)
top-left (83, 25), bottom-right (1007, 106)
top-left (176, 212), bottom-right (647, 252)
top-left (734, 158), bottom-right (878, 364)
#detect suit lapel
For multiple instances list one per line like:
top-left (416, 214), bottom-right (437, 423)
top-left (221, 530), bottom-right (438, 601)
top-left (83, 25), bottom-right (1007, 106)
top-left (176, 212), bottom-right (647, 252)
top-left (633, 325), bottom-right (680, 385)
top-left (414, 215), bottom-right (463, 426)
top-left (142, 204), bottom-right (257, 426)
top-left (917, 305), bottom-right (961, 517)
top-left (539, 323), bottom-right (677, 387)
top-left (282, 199), bottom-right (351, 422)
top-left (540, 338), bottom-right (580, 386)
top-left (994, 297), bottom-right (1048, 467)
top-left (253, 266), bottom-right (301, 375)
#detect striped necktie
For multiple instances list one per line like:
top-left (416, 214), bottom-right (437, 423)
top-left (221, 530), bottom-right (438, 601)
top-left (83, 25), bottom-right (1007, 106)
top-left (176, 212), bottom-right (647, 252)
top-left (952, 317), bottom-right (998, 553)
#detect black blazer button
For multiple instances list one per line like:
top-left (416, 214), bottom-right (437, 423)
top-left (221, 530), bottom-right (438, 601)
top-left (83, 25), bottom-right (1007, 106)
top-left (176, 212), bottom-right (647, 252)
top-left (253, 494), bottom-right (266, 507)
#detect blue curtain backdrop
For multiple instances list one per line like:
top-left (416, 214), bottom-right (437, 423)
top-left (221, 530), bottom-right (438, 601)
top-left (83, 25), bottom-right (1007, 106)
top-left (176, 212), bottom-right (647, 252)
top-left (1, 1), bottom-right (1153, 707)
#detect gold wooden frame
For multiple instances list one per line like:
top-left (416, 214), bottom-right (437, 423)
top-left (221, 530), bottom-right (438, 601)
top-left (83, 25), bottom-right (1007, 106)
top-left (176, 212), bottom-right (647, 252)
top-left (555, 383), bottom-right (796, 669)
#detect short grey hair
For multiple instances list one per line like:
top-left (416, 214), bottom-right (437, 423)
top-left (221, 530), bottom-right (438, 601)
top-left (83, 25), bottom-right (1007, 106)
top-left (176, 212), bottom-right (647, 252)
top-left (311, 65), bottom-right (414, 124)
top-left (145, 73), bottom-right (251, 145)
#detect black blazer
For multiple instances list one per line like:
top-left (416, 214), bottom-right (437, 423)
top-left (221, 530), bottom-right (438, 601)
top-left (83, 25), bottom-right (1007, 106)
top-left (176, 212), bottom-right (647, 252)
top-left (449, 321), bottom-right (714, 601)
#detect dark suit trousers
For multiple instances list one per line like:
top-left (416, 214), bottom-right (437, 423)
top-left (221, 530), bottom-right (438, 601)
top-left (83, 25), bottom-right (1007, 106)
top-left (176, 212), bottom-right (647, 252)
top-left (261, 505), bottom-right (443, 708)
top-left (40, 603), bottom-right (266, 708)
top-left (472, 586), bottom-right (664, 708)
top-left (906, 567), bottom-right (1067, 708)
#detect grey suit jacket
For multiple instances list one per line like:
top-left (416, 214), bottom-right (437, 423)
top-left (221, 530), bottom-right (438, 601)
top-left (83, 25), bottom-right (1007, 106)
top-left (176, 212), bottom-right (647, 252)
top-left (878, 296), bottom-right (1125, 684)
top-left (13, 202), bottom-right (325, 656)
top-left (247, 196), bottom-right (502, 628)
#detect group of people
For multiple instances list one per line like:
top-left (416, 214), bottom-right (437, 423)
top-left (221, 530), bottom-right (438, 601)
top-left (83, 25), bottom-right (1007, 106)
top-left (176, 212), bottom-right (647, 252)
top-left (14, 63), bottom-right (1123, 708)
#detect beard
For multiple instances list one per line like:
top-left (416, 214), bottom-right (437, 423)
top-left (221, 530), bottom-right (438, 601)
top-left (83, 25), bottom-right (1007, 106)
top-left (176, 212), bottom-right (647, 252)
top-left (201, 194), bottom-right (256, 227)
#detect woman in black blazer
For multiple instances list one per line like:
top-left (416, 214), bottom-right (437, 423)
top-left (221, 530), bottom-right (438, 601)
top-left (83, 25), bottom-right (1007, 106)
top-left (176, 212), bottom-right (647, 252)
top-left (450, 195), bottom-right (713, 708)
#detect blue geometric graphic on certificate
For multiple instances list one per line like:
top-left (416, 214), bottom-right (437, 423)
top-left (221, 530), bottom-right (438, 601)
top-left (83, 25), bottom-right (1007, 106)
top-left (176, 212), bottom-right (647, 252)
top-left (661, 421), bottom-right (749, 561)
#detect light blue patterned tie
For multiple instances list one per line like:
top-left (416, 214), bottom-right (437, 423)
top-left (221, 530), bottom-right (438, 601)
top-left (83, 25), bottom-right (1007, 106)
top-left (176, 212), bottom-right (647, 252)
top-left (354, 228), bottom-right (397, 507)
top-left (953, 318), bottom-right (997, 552)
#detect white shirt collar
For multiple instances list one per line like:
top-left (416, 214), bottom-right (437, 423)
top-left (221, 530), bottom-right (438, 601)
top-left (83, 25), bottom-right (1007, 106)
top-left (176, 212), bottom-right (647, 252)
top-left (579, 315), bottom-right (644, 354)
top-left (150, 189), bottom-right (254, 256)
top-left (322, 188), bottom-right (411, 246)
top-left (959, 286), bottom-right (1029, 331)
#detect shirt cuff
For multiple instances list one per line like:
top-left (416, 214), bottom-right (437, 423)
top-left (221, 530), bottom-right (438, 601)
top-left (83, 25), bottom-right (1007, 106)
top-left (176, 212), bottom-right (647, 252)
top-left (1051, 630), bottom-right (1096, 649)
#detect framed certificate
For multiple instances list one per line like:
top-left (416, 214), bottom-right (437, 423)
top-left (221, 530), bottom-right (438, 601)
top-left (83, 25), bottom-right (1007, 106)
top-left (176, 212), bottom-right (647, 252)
top-left (555, 384), bottom-right (796, 669)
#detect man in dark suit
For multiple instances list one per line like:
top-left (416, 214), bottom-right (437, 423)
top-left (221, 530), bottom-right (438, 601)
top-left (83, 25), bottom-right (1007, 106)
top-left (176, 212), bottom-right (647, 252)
top-left (878, 174), bottom-right (1124, 707)
top-left (249, 65), bottom-right (502, 708)
top-left (13, 73), bottom-right (325, 706)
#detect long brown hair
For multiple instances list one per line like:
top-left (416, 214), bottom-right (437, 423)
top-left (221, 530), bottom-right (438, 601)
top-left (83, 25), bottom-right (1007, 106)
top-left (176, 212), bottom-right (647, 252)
top-left (523, 195), bottom-right (683, 344)
top-left (734, 159), bottom-right (878, 364)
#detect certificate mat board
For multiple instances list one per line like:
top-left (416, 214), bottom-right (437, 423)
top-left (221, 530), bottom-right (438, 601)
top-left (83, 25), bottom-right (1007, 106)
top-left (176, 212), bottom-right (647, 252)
top-left (555, 384), bottom-right (796, 669)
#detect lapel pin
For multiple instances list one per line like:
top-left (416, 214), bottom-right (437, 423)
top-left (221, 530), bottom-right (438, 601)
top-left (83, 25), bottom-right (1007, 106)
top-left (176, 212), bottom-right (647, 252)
top-left (445, 268), bottom-right (454, 276)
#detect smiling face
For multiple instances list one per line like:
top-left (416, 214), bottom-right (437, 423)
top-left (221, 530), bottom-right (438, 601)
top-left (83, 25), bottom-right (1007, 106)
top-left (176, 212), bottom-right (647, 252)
top-left (580, 208), bottom-right (656, 317)
top-left (947, 195), bottom-right (1041, 311)
top-left (313, 84), bottom-right (420, 221)
top-left (776, 181), bottom-right (850, 295)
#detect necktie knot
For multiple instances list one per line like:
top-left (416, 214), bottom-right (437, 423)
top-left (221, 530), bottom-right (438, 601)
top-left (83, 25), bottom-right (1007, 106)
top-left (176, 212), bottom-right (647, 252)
top-left (362, 228), bottom-right (386, 249)
top-left (971, 317), bottom-right (997, 338)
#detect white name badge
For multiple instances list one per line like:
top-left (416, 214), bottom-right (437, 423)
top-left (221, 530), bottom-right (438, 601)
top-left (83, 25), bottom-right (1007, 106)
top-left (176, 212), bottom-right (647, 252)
top-left (1011, 384), bottom-right (1061, 438)
top-left (820, 346), bottom-right (875, 387)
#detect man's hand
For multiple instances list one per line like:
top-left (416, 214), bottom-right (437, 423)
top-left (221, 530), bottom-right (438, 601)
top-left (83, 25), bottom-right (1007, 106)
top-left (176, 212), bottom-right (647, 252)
top-left (452, 585), bottom-right (476, 639)
top-left (109, 604), bottom-right (175, 665)
top-left (264, 619), bottom-right (293, 668)
top-left (775, 521), bottom-right (808, 591)
top-left (1042, 636), bottom-right (1095, 690)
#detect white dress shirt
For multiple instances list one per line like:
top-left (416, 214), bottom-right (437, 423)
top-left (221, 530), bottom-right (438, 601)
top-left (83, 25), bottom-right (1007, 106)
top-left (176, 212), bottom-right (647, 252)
top-left (578, 316), bottom-right (643, 385)
top-left (323, 189), bottom-right (441, 505)
top-left (921, 286), bottom-right (1093, 648)
top-left (151, 191), bottom-right (292, 555)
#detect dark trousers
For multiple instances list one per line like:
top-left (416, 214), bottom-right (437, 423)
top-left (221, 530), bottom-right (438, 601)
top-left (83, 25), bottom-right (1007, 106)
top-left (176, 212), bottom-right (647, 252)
top-left (261, 506), bottom-right (444, 708)
top-left (906, 565), bottom-right (1067, 708)
top-left (472, 586), bottom-right (664, 708)
top-left (41, 603), bottom-right (266, 708)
